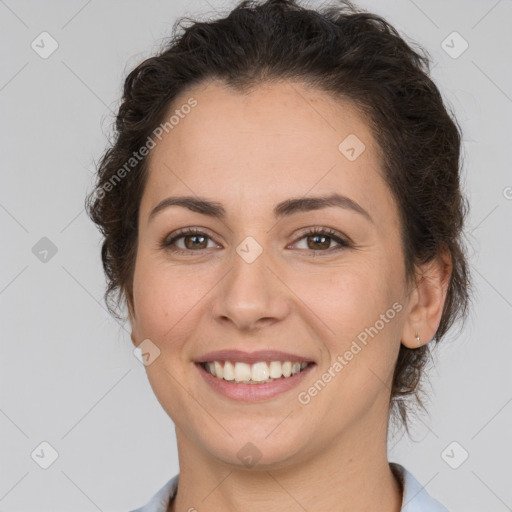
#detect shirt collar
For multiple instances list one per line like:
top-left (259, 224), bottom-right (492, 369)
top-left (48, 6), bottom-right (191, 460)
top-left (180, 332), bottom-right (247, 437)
top-left (390, 462), bottom-right (450, 511)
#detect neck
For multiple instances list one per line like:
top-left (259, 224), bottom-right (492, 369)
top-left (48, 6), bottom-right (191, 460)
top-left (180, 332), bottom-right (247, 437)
top-left (169, 415), bottom-right (403, 512)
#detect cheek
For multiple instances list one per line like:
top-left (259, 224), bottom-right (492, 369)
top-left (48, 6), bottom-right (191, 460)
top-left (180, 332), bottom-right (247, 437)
top-left (291, 258), bottom-right (401, 340)
top-left (289, 258), bottom-right (404, 394)
top-left (132, 253), bottom-right (212, 338)
top-left (130, 257), bottom-right (211, 420)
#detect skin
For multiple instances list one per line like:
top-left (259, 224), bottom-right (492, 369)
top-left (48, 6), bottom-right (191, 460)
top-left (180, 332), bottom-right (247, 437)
top-left (128, 80), bottom-right (451, 512)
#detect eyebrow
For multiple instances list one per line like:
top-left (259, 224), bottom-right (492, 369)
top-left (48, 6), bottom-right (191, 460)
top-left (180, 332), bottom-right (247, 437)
top-left (147, 193), bottom-right (373, 224)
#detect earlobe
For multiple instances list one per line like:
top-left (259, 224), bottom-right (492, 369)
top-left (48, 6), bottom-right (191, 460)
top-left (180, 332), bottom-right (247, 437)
top-left (401, 249), bottom-right (452, 349)
top-left (127, 299), bottom-right (139, 348)
top-left (129, 324), bottom-right (139, 348)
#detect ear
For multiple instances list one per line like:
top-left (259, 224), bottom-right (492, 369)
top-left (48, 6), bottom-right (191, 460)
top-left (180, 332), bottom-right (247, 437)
top-left (127, 296), bottom-right (140, 348)
top-left (401, 248), bottom-right (452, 349)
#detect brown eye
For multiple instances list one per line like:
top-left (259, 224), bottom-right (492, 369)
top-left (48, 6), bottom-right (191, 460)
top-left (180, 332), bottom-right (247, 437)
top-left (160, 227), bottom-right (351, 256)
top-left (182, 233), bottom-right (208, 250)
top-left (160, 228), bottom-right (218, 254)
top-left (306, 234), bottom-right (332, 250)
top-left (293, 227), bottom-right (351, 253)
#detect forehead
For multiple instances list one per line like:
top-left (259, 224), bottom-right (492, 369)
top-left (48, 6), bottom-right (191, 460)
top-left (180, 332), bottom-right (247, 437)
top-left (142, 79), bottom-right (391, 219)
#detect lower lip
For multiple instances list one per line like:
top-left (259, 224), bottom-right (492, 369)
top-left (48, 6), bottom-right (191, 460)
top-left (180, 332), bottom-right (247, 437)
top-left (196, 363), bottom-right (315, 401)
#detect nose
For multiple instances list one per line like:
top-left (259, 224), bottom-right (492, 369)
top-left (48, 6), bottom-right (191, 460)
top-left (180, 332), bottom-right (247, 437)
top-left (211, 246), bottom-right (290, 333)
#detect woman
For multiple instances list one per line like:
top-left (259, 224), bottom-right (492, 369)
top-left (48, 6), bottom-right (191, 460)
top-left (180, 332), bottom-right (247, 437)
top-left (86, 0), bottom-right (471, 510)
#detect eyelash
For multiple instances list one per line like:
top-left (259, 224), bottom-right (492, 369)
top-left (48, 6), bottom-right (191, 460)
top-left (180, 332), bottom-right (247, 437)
top-left (159, 227), bottom-right (352, 256)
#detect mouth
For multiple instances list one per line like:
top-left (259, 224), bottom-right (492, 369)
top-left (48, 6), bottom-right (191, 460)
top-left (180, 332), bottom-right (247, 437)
top-left (200, 360), bottom-right (312, 384)
top-left (194, 350), bottom-right (316, 401)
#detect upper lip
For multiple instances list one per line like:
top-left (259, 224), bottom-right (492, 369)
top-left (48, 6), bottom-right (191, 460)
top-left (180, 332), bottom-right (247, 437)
top-left (196, 350), bottom-right (315, 365)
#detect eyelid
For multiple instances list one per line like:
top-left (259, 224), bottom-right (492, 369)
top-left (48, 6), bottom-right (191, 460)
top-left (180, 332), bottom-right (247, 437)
top-left (161, 226), bottom-right (352, 254)
top-left (161, 227), bottom-right (221, 251)
top-left (289, 226), bottom-right (352, 247)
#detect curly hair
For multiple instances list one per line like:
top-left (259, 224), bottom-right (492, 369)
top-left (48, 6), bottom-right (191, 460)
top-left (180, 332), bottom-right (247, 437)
top-left (85, 0), bottom-right (472, 431)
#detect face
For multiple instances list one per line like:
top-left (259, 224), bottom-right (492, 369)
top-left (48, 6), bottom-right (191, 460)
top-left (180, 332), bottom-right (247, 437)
top-left (129, 80), bottom-right (414, 469)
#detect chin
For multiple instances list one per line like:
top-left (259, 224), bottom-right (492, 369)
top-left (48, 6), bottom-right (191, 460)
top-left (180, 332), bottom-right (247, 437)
top-left (191, 418), bottom-right (313, 470)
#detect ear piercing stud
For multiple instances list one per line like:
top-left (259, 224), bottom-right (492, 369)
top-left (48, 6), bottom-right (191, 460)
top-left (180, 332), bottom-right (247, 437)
top-left (415, 333), bottom-right (421, 344)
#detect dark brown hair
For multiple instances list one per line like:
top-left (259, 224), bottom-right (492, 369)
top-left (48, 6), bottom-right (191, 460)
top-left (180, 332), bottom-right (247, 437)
top-left (85, 0), bottom-right (472, 431)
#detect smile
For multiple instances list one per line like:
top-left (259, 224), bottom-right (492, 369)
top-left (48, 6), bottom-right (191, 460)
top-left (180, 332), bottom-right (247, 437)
top-left (196, 360), bottom-right (315, 401)
top-left (202, 360), bottom-right (311, 384)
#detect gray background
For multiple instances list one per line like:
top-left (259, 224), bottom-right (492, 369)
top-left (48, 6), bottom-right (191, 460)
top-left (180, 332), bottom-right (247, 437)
top-left (1, 0), bottom-right (511, 510)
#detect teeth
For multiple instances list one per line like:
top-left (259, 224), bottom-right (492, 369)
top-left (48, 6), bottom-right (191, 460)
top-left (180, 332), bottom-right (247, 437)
top-left (234, 362), bottom-right (252, 382)
top-left (223, 361), bottom-right (235, 380)
top-left (214, 361), bottom-right (224, 379)
top-left (251, 362), bottom-right (270, 382)
top-left (291, 362), bottom-right (301, 375)
top-left (269, 361), bottom-right (282, 379)
top-left (203, 360), bottom-right (310, 383)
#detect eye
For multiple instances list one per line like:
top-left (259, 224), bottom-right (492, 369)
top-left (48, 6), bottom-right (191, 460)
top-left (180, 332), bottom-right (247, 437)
top-left (160, 228), bottom-right (219, 254)
top-left (160, 226), bottom-right (352, 255)
top-left (291, 227), bottom-right (351, 253)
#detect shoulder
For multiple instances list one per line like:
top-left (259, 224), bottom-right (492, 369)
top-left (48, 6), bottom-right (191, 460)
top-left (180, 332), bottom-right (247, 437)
top-left (128, 474), bottom-right (179, 512)
top-left (390, 462), bottom-right (450, 512)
